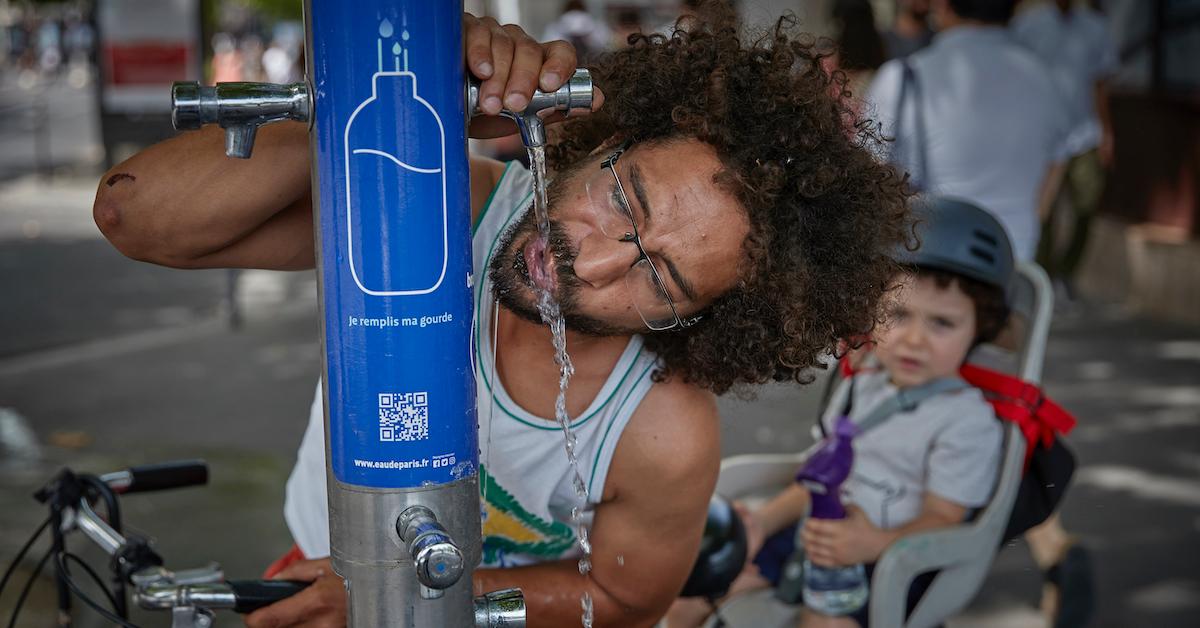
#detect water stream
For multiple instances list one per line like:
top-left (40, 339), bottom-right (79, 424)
top-left (527, 145), bottom-right (595, 628)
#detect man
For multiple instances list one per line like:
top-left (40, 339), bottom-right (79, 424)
top-left (94, 8), bottom-right (909, 627)
top-left (1012, 0), bottom-right (1118, 295)
top-left (865, 0), bottom-right (1072, 261)
top-left (882, 0), bottom-right (934, 60)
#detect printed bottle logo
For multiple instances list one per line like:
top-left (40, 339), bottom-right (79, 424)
top-left (343, 20), bottom-right (448, 296)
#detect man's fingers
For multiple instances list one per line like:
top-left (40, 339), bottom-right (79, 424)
top-left (590, 85), bottom-right (606, 112)
top-left (272, 559), bottom-right (328, 583)
top-left (463, 15), bottom-right (494, 80)
top-left (244, 590), bottom-right (310, 628)
top-left (244, 576), bottom-right (341, 628)
top-left (502, 25), bottom-right (543, 112)
top-left (480, 23), bottom-right (513, 116)
top-left (538, 40), bottom-right (577, 92)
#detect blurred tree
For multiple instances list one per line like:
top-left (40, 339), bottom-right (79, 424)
top-left (239, 0), bottom-right (302, 21)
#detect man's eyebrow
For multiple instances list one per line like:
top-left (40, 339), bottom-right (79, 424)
top-left (629, 163), bottom-right (699, 302)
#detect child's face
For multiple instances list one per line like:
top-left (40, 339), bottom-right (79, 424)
top-left (875, 273), bottom-right (977, 388)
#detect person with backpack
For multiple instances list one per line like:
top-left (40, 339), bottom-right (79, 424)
top-left (864, 0), bottom-right (1072, 262)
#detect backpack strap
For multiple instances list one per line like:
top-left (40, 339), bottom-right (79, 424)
top-left (960, 363), bottom-right (1077, 467)
top-left (893, 59), bottom-right (929, 191)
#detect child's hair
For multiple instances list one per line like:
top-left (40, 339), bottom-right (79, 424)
top-left (910, 266), bottom-right (1010, 345)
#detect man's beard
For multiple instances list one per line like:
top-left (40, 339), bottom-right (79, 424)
top-left (487, 162), bottom-right (635, 337)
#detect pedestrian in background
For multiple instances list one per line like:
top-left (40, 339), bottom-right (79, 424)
top-left (865, 0), bottom-right (1071, 262)
top-left (830, 0), bottom-right (886, 102)
top-left (1012, 0), bottom-right (1118, 298)
top-left (542, 0), bottom-right (609, 63)
top-left (883, 0), bottom-right (934, 59)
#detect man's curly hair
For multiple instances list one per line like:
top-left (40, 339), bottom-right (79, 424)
top-left (547, 6), bottom-right (911, 395)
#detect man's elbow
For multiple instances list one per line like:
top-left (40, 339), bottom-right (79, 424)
top-left (93, 178), bottom-right (195, 267)
top-left (93, 185), bottom-right (148, 260)
top-left (591, 578), bottom-right (677, 628)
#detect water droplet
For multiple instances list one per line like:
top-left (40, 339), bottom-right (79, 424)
top-left (392, 42), bottom-right (402, 56)
top-left (378, 19), bottom-right (394, 38)
top-left (402, 30), bottom-right (410, 41)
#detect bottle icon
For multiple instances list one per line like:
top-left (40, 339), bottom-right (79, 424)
top-left (797, 415), bottom-right (869, 615)
top-left (343, 69), bottom-right (448, 296)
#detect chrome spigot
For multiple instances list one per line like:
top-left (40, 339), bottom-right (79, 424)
top-left (474, 588), bottom-right (526, 628)
top-left (468, 68), bottom-right (593, 148)
top-left (396, 505), bottom-right (465, 599)
top-left (171, 81), bottom-right (311, 159)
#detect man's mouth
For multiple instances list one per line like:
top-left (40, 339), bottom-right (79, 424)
top-left (521, 235), bottom-right (556, 293)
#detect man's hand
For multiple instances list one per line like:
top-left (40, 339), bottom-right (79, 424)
top-left (801, 506), bottom-right (890, 568)
top-left (462, 13), bottom-right (603, 139)
top-left (244, 558), bottom-right (346, 628)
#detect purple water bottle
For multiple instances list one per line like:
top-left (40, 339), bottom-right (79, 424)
top-left (797, 415), bottom-right (869, 615)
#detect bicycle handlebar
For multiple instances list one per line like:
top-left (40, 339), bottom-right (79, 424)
top-left (99, 460), bottom-right (209, 494)
top-left (135, 580), bottom-right (309, 614)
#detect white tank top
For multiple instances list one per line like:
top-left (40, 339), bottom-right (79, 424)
top-left (283, 162), bottom-right (661, 566)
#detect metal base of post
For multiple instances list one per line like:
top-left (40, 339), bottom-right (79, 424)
top-left (329, 475), bottom-right (482, 627)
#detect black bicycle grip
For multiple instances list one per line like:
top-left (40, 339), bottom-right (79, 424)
top-left (228, 579), bottom-right (310, 613)
top-left (122, 460), bottom-right (209, 493)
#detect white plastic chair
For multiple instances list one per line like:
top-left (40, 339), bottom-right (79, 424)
top-left (707, 262), bottom-right (1053, 628)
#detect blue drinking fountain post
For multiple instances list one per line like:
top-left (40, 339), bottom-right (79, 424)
top-left (170, 1), bottom-right (591, 625)
top-left (304, 2), bottom-right (481, 625)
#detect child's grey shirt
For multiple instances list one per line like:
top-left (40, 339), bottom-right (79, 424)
top-left (819, 370), bottom-right (1003, 529)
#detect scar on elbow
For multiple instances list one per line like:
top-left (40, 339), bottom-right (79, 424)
top-left (106, 172), bottom-right (135, 187)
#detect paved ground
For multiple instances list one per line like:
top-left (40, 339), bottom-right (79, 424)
top-left (0, 76), bottom-right (1197, 627)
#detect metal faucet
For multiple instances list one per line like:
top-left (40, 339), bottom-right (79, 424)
top-left (170, 68), bottom-right (592, 159)
top-left (395, 505), bottom-right (465, 599)
top-left (467, 68), bottom-right (594, 148)
top-left (171, 82), bottom-right (311, 158)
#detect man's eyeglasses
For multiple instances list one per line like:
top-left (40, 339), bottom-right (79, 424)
top-left (584, 140), bottom-right (702, 331)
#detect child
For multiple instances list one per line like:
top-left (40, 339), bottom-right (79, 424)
top-left (666, 197), bottom-right (1012, 628)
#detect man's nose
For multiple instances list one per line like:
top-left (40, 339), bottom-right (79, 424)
top-left (572, 234), bottom-right (638, 288)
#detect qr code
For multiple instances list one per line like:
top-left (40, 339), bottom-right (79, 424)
top-left (378, 392), bottom-right (429, 442)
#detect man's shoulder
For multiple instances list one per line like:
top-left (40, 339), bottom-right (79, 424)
top-left (608, 378), bottom-right (720, 492)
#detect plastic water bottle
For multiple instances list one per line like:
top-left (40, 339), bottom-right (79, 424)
top-left (797, 415), bottom-right (869, 615)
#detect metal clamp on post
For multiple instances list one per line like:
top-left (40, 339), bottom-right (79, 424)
top-left (171, 81), bottom-right (311, 158)
top-left (467, 68), bottom-right (593, 147)
top-left (396, 505), bottom-right (465, 599)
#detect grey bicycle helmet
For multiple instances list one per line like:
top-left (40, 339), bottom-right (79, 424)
top-left (897, 196), bottom-right (1015, 292)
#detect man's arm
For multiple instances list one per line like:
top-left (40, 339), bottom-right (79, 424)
top-left (1094, 80), bottom-right (1114, 167)
top-left (94, 121), bottom-right (314, 270)
top-left (473, 380), bottom-right (722, 627)
top-left (94, 13), bottom-right (584, 272)
top-left (1037, 160), bottom-right (1068, 222)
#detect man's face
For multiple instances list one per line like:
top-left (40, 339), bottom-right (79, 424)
top-left (489, 138), bottom-right (749, 336)
top-left (904, 0), bottom-right (931, 21)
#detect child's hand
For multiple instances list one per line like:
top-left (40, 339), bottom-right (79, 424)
top-left (802, 506), bottom-right (891, 568)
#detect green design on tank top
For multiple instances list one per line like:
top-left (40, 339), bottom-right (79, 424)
top-left (479, 464), bottom-right (576, 564)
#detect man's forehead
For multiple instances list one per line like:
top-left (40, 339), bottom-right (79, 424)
top-left (628, 140), bottom-right (728, 212)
